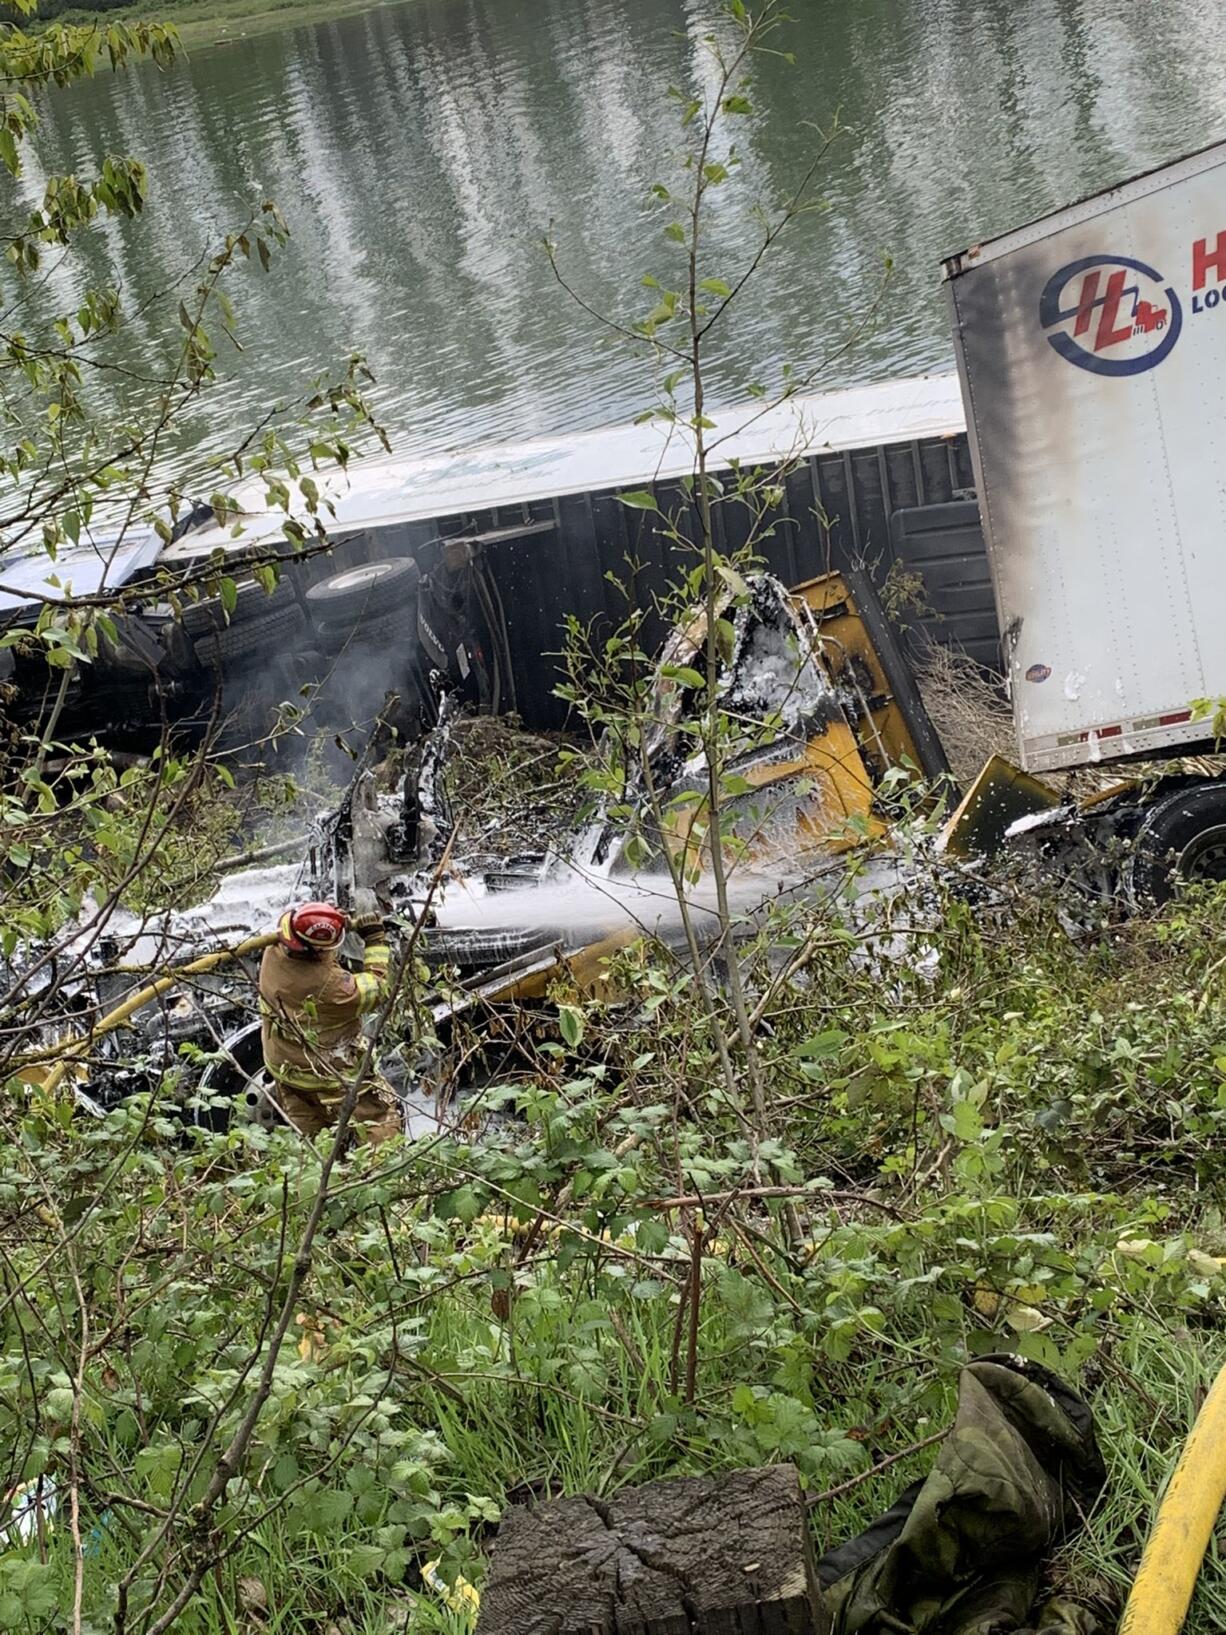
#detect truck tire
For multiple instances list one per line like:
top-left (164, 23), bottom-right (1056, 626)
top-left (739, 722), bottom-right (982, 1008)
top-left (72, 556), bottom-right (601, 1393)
top-left (181, 576), bottom-right (295, 639)
top-left (194, 604), bottom-right (306, 669)
top-left (1124, 781), bottom-right (1226, 908)
top-left (315, 601), bottom-right (415, 650)
top-left (306, 559), bottom-right (419, 625)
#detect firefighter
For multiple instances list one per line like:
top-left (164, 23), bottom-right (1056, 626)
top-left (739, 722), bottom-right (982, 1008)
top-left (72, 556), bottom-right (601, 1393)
top-left (258, 901), bottom-right (399, 1145)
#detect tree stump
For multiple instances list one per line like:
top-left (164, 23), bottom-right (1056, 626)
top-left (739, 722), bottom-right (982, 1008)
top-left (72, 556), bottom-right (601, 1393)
top-left (475, 1463), bottom-right (830, 1635)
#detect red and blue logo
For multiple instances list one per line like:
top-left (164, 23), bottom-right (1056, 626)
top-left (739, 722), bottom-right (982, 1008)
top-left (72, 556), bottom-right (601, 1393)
top-left (1040, 255), bottom-right (1182, 375)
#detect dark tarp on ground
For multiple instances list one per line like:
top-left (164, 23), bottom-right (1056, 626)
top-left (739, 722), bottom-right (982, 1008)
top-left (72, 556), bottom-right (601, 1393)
top-left (816, 1355), bottom-right (1107, 1634)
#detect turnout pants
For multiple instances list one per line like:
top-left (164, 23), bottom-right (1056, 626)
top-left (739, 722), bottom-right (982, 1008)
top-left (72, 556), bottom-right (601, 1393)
top-left (270, 1080), bottom-right (400, 1146)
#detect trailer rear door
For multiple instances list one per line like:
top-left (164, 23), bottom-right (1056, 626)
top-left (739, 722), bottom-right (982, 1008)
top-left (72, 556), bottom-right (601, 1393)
top-left (945, 141), bottom-right (1226, 773)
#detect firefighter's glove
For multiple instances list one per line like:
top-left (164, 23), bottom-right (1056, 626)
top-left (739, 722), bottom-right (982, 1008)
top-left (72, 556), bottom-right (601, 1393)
top-left (351, 911), bottom-right (388, 946)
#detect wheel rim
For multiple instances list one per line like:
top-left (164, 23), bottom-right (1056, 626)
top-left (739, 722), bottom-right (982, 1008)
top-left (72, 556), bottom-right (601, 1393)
top-left (196, 1021), bottom-right (267, 1126)
top-left (323, 561), bottom-right (406, 594)
top-left (1178, 823), bottom-right (1226, 884)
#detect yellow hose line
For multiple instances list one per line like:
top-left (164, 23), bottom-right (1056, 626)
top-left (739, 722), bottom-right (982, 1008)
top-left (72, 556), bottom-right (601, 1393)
top-left (19, 932), bottom-right (278, 1096)
top-left (1119, 1363), bottom-right (1226, 1635)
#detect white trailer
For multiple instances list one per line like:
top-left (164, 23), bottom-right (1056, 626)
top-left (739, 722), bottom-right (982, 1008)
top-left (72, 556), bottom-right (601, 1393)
top-left (944, 140), bottom-right (1226, 774)
top-left (943, 141), bottom-right (1226, 903)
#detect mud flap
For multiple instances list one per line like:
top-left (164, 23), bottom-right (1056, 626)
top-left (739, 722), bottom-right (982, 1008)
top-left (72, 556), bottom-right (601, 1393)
top-left (938, 754), bottom-right (1061, 859)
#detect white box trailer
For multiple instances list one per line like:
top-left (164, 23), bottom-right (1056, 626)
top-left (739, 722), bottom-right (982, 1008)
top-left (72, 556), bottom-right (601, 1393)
top-left (943, 139), bottom-right (1226, 777)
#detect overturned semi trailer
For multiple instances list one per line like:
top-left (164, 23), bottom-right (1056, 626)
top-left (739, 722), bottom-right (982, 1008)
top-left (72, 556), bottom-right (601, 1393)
top-left (2, 374), bottom-right (997, 743)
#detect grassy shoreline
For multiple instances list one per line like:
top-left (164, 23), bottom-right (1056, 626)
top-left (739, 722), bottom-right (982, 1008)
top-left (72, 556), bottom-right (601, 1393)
top-left (44, 0), bottom-right (417, 51)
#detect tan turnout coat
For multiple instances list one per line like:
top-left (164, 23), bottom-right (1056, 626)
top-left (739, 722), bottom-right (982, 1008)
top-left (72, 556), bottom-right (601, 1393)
top-left (258, 922), bottom-right (390, 1093)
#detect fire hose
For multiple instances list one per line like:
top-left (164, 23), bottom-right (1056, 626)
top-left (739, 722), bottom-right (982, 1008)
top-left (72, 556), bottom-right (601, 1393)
top-left (1118, 1362), bottom-right (1226, 1634)
top-left (16, 932), bottom-right (279, 1096)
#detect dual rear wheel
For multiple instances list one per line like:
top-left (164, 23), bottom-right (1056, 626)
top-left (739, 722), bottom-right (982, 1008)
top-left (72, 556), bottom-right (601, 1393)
top-left (1124, 781), bottom-right (1226, 908)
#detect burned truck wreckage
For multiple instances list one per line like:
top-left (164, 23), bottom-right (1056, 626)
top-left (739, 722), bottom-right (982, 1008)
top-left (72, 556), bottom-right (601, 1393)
top-left (14, 538), bottom-right (1219, 1135)
top-left (14, 258), bottom-right (1226, 1128)
top-left (8, 563), bottom-right (962, 1129)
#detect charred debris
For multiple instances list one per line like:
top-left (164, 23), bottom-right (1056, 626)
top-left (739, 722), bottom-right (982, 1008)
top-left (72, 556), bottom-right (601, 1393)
top-left (6, 561), bottom-right (1224, 1132)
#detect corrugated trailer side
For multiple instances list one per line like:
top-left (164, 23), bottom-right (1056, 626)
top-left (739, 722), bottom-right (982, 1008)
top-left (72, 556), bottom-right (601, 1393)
top-left (480, 431), bottom-right (990, 729)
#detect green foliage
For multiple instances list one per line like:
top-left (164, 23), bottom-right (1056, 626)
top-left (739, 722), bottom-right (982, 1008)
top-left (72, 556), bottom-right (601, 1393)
top-left (5, 886), bottom-right (1226, 1624)
top-left (2, 0), bottom-right (135, 17)
top-left (1190, 694), bottom-right (1226, 742)
top-left (4, 0), bottom-right (402, 43)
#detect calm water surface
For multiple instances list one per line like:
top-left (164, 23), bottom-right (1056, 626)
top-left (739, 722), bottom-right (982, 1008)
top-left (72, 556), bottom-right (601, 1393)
top-left (17, 0), bottom-right (1226, 476)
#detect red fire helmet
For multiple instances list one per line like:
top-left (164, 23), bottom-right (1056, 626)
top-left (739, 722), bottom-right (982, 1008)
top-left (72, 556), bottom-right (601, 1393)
top-left (284, 901), bottom-right (348, 952)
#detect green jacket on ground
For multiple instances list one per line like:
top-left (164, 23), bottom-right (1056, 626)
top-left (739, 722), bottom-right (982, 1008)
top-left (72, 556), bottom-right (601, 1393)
top-left (816, 1355), bottom-right (1107, 1635)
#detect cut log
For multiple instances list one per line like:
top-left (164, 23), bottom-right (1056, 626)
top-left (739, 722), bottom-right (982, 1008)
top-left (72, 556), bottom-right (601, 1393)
top-left (476, 1462), bottom-right (830, 1635)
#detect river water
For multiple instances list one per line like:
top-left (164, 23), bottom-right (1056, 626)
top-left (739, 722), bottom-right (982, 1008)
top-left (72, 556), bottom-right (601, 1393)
top-left (18, 0), bottom-right (1226, 477)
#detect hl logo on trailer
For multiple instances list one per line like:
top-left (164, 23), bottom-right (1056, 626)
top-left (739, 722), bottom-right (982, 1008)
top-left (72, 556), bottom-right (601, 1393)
top-left (1040, 255), bottom-right (1180, 373)
top-left (944, 138), bottom-right (1226, 775)
top-left (1039, 228), bottom-right (1226, 377)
